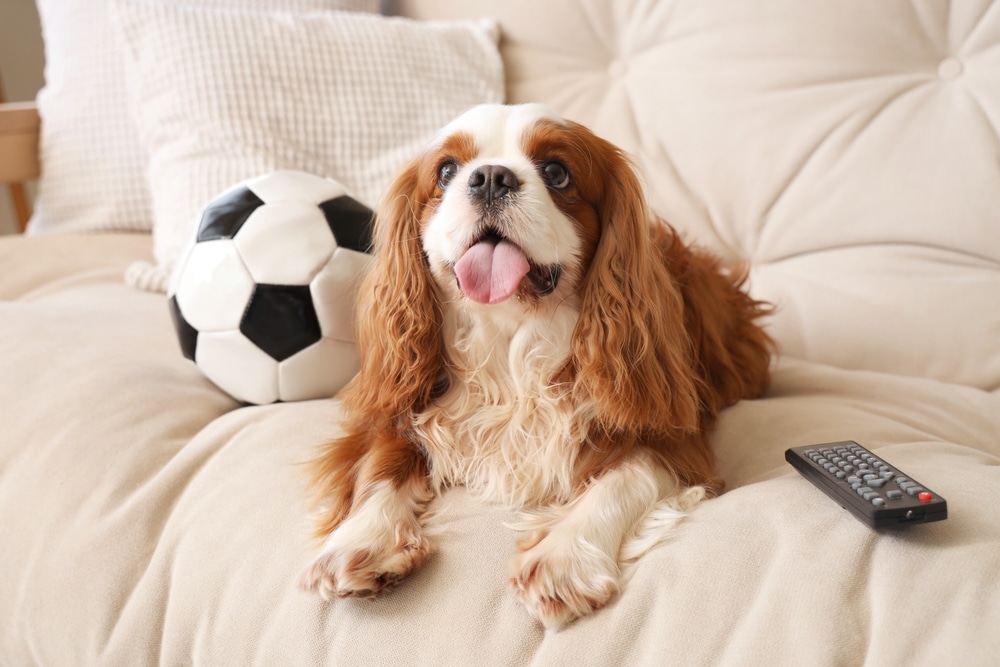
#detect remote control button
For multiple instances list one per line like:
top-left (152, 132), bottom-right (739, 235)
top-left (857, 486), bottom-right (873, 496)
top-left (863, 491), bottom-right (879, 501)
top-left (847, 476), bottom-right (861, 485)
top-left (835, 471), bottom-right (846, 479)
top-left (886, 490), bottom-right (903, 500)
top-left (872, 498), bottom-right (886, 507)
top-left (907, 486), bottom-right (926, 496)
top-left (867, 478), bottom-right (887, 488)
top-left (918, 492), bottom-right (933, 502)
top-left (896, 477), bottom-right (909, 484)
top-left (880, 471), bottom-right (894, 480)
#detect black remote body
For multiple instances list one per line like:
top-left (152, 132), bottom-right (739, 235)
top-left (785, 441), bottom-right (947, 528)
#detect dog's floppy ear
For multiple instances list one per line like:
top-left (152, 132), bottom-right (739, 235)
top-left (340, 160), bottom-right (445, 428)
top-left (570, 137), bottom-right (701, 436)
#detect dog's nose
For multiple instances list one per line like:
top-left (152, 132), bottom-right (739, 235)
top-left (468, 165), bottom-right (519, 204)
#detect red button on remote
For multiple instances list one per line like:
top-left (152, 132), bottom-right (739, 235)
top-left (918, 492), bottom-right (933, 502)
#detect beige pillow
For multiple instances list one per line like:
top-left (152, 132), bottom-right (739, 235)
top-left (27, 0), bottom-right (379, 236)
top-left (111, 2), bottom-right (504, 292)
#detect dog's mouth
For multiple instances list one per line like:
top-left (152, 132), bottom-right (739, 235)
top-left (452, 229), bottom-right (561, 305)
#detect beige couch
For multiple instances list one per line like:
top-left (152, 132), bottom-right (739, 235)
top-left (2, 0), bottom-right (999, 664)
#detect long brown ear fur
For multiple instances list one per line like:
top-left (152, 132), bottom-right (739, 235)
top-left (571, 140), bottom-right (702, 437)
top-left (340, 161), bottom-right (445, 431)
top-left (306, 161), bottom-right (443, 538)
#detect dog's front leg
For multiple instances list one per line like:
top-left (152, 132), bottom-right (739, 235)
top-left (300, 431), bottom-right (433, 600)
top-left (508, 449), bottom-right (701, 629)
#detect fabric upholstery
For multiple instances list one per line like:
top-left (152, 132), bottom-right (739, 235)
top-left (112, 2), bottom-right (503, 292)
top-left (3, 0), bottom-right (1000, 663)
top-left (1, 236), bottom-right (998, 664)
top-left (27, 0), bottom-right (378, 236)
top-left (388, 0), bottom-right (1000, 388)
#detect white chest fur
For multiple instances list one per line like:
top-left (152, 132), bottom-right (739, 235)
top-left (410, 299), bottom-right (593, 508)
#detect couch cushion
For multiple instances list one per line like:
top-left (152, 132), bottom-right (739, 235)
top-left (1, 236), bottom-right (999, 663)
top-left (0, 232), bottom-right (153, 300)
top-left (388, 0), bottom-right (1000, 389)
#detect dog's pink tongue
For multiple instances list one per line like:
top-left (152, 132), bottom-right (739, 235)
top-left (454, 239), bottom-right (530, 304)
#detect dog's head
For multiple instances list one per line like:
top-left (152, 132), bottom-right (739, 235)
top-left (346, 104), bottom-right (699, 435)
top-left (420, 103), bottom-right (610, 308)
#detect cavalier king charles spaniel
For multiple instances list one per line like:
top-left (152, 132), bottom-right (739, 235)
top-left (300, 103), bottom-right (772, 629)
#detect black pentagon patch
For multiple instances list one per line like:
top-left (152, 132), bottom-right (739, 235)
top-left (168, 295), bottom-right (198, 362)
top-left (197, 185), bottom-right (265, 242)
top-left (319, 196), bottom-right (374, 253)
top-left (240, 285), bottom-right (322, 362)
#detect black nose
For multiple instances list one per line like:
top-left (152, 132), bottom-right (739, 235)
top-left (468, 165), bottom-right (519, 204)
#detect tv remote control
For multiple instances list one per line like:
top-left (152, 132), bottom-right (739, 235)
top-left (786, 441), bottom-right (947, 528)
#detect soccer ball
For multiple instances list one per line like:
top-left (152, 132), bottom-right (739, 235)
top-left (167, 170), bottom-right (374, 404)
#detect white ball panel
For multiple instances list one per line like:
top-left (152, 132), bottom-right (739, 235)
top-left (174, 240), bottom-right (255, 332)
top-left (246, 170), bottom-right (348, 205)
top-left (278, 338), bottom-right (360, 402)
top-left (167, 233), bottom-right (198, 298)
top-left (197, 331), bottom-right (280, 405)
top-left (311, 248), bottom-right (372, 343)
top-left (235, 203), bottom-right (336, 285)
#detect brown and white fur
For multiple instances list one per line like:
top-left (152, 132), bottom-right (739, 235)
top-left (299, 103), bottom-right (772, 629)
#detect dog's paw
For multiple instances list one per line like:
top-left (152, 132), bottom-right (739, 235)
top-left (299, 519), bottom-right (431, 600)
top-left (300, 480), bottom-right (432, 600)
top-left (508, 530), bottom-right (621, 630)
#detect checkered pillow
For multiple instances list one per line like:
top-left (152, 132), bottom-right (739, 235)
top-left (111, 3), bottom-right (504, 292)
top-left (27, 0), bottom-right (378, 236)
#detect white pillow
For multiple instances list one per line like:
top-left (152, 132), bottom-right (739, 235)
top-left (27, 0), bottom-right (379, 236)
top-left (111, 3), bottom-right (504, 292)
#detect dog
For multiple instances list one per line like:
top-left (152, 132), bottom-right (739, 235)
top-left (299, 103), bottom-right (773, 629)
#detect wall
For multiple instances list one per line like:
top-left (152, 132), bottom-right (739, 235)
top-left (0, 0), bottom-right (45, 235)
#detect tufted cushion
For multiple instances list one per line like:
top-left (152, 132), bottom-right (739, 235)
top-left (388, 0), bottom-right (1000, 390)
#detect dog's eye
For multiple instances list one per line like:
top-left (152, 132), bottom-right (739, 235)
top-left (541, 161), bottom-right (571, 190)
top-left (438, 160), bottom-right (459, 189)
